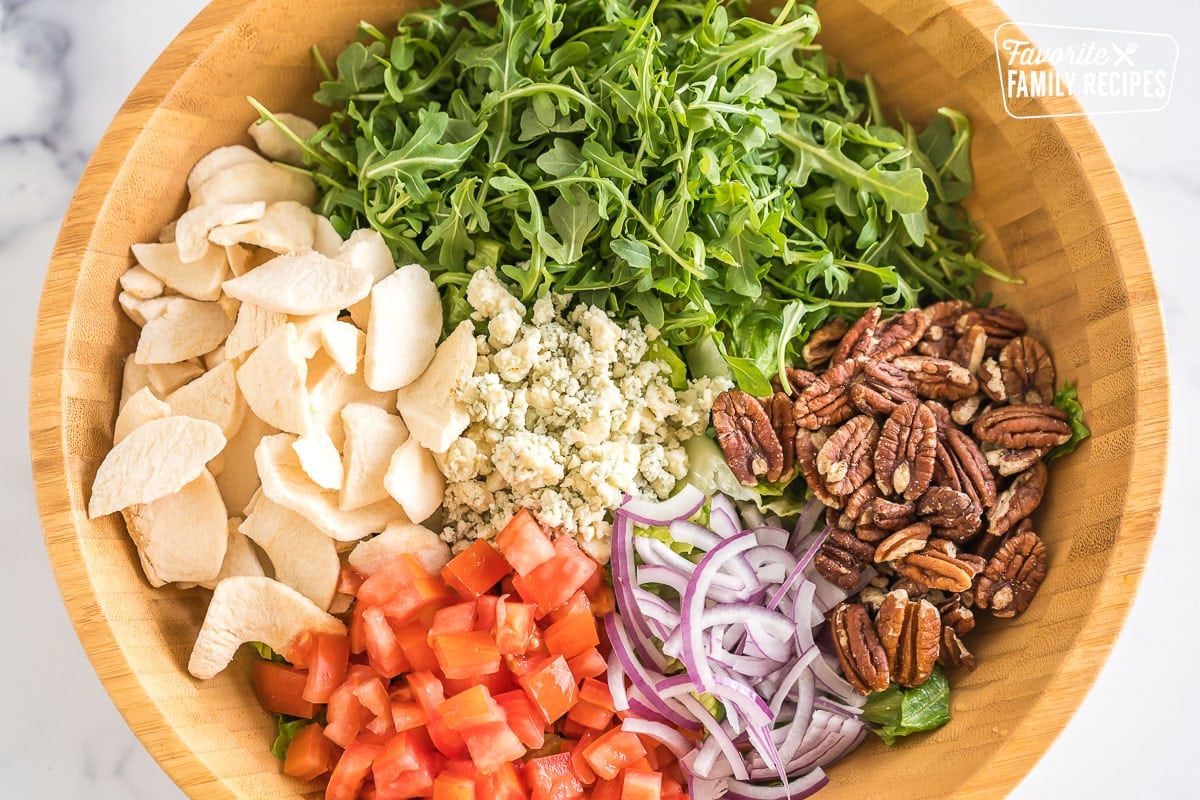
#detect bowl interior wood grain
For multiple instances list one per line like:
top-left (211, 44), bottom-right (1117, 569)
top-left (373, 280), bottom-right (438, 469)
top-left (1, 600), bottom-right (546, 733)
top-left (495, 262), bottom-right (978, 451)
top-left (30, 0), bottom-right (1168, 798)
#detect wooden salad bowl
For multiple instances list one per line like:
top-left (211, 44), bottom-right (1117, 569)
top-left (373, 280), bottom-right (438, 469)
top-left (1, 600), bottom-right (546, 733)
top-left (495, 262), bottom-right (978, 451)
top-left (29, 0), bottom-right (1168, 797)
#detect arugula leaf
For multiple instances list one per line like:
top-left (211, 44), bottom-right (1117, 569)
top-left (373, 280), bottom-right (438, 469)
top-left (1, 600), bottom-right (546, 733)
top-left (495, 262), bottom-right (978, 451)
top-left (271, 716), bottom-right (310, 760)
top-left (249, 642), bottom-right (288, 664)
top-left (270, 0), bottom-right (1004, 384)
top-left (862, 667), bottom-right (952, 745)
top-left (1047, 381), bottom-right (1091, 461)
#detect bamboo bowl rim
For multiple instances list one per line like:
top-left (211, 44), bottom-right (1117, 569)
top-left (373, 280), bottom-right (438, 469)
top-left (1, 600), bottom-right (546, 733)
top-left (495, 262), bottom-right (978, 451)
top-left (30, 0), bottom-right (1169, 797)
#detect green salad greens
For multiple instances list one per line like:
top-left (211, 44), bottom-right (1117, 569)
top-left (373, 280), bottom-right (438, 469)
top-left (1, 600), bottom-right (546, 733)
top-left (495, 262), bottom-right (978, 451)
top-left (255, 0), bottom-right (1011, 392)
top-left (861, 667), bottom-right (952, 745)
top-left (1047, 381), bottom-right (1091, 461)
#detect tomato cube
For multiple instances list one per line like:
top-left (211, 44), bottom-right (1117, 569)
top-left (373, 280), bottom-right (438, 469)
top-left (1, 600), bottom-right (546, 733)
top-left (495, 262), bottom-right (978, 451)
top-left (570, 730), bottom-right (600, 785)
top-left (253, 660), bottom-right (317, 719)
top-left (408, 671), bottom-right (470, 759)
top-left (567, 698), bottom-right (614, 730)
top-left (325, 739), bottom-right (381, 800)
top-left (303, 632), bottom-right (350, 704)
top-left (358, 554), bottom-right (427, 606)
top-left (282, 723), bottom-right (334, 782)
top-left (495, 690), bottom-right (546, 750)
top-left (495, 509), bottom-right (556, 577)
top-left (363, 606), bottom-right (410, 678)
top-left (512, 538), bottom-right (599, 616)
top-left (548, 590), bottom-right (591, 623)
top-left (352, 675), bottom-right (392, 719)
top-left (578, 678), bottom-right (616, 711)
top-left (394, 620), bottom-right (440, 672)
top-left (475, 595), bottom-right (499, 632)
top-left (591, 778), bottom-right (623, 800)
top-left (440, 685), bottom-right (507, 731)
top-left (524, 753), bottom-right (585, 800)
top-left (382, 575), bottom-right (453, 625)
top-left (494, 600), bottom-right (537, 655)
top-left (518, 655), bottom-right (579, 725)
top-left (544, 610), bottom-right (600, 659)
top-left (433, 772), bottom-right (477, 800)
top-left (391, 701), bottom-right (428, 733)
top-left (480, 760), bottom-right (529, 800)
top-left (443, 540), bottom-right (513, 598)
top-left (461, 721), bottom-right (527, 772)
top-left (431, 602), bottom-right (478, 637)
top-left (583, 727), bottom-right (648, 781)
top-left (374, 730), bottom-right (437, 799)
top-left (566, 648), bottom-right (608, 681)
top-left (432, 630), bottom-right (501, 679)
top-left (442, 669), bottom-right (516, 698)
top-left (621, 769), bottom-right (662, 800)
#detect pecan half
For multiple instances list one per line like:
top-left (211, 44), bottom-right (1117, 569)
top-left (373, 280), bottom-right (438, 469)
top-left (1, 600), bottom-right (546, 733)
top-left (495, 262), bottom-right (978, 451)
top-left (918, 486), bottom-right (982, 543)
top-left (948, 324), bottom-right (988, 374)
top-left (871, 497), bottom-right (916, 531)
top-left (975, 530), bottom-right (1048, 617)
top-left (850, 359), bottom-right (918, 416)
top-left (871, 310), bottom-right (929, 361)
top-left (796, 429), bottom-right (844, 509)
top-left (999, 336), bottom-right (1055, 405)
top-left (801, 319), bottom-right (849, 371)
top-left (988, 462), bottom-right (1048, 535)
top-left (894, 548), bottom-right (977, 593)
top-left (772, 367), bottom-right (819, 395)
top-left (793, 359), bottom-right (860, 430)
top-left (937, 595), bottom-right (976, 636)
top-left (985, 445), bottom-right (1050, 476)
top-left (977, 357), bottom-right (1008, 403)
top-left (923, 399), bottom-right (953, 438)
top-left (815, 529), bottom-right (876, 590)
top-left (924, 299), bottom-right (973, 334)
top-left (875, 590), bottom-right (941, 687)
top-left (874, 401), bottom-right (938, 500)
top-left (950, 395), bottom-right (987, 427)
top-left (842, 483), bottom-right (881, 529)
top-left (938, 627), bottom-right (976, 671)
top-left (855, 525), bottom-right (890, 544)
top-left (831, 603), bottom-right (890, 694)
top-left (817, 415), bottom-right (879, 496)
top-left (943, 428), bottom-right (997, 509)
top-left (874, 522), bottom-right (932, 563)
top-left (760, 392), bottom-right (798, 480)
top-left (712, 390), bottom-right (784, 485)
top-left (832, 307), bottom-right (880, 364)
top-left (973, 404), bottom-right (1072, 449)
top-left (892, 355), bottom-right (979, 401)
top-left (955, 307), bottom-right (1027, 354)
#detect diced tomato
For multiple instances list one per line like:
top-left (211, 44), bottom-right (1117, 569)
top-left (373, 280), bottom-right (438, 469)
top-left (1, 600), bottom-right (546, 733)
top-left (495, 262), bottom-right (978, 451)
top-left (566, 648), bottom-right (607, 681)
top-left (512, 538), bottom-right (599, 616)
top-left (374, 729), bottom-right (437, 799)
top-left (252, 660), bottom-right (317, 719)
top-left (382, 574), bottom-right (453, 626)
top-left (303, 633), bottom-right (350, 704)
top-left (480, 760), bottom-right (529, 800)
top-left (582, 727), bottom-right (648, 781)
top-left (391, 701), bottom-right (428, 733)
top-left (461, 721), bottom-right (527, 772)
top-left (544, 611), bottom-right (600, 659)
top-left (569, 730), bottom-right (600, 786)
top-left (495, 510), bottom-right (556, 577)
top-left (325, 739), bottom-right (381, 800)
top-left (433, 772), bottom-right (477, 800)
top-left (431, 602), bottom-right (478, 637)
top-left (352, 675), bottom-right (391, 719)
top-left (475, 595), bottom-right (499, 632)
top-left (524, 753), bottom-right (585, 800)
top-left (432, 630), bottom-right (501, 679)
top-left (364, 606), bottom-right (410, 678)
top-left (394, 620), bottom-right (440, 672)
top-left (358, 555), bottom-right (426, 605)
top-left (588, 584), bottom-right (616, 618)
top-left (338, 565), bottom-right (366, 596)
top-left (566, 699), bottom-right (614, 730)
top-left (548, 591), bottom-right (591, 623)
top-left (349, 604), bottom-right (368, 655)
top-left (287, 632), bottom-right (315, 669)
top-left (282, 723), bottom-right (334, 782)
top-left (442, 668), bottom-right (517, 698)
top-left (408, 671), bottom-right (470, 759)
top-left (440, 685), bottom-right (506, 732)
top-left (494, 600), bottom-right (537, 655)
top-left (325, 672), bottom-right (379, 749)
top-left (495, 690), bottom-right (546, 750)
top-left (518, 655), bottom-right (579, 725)
top-left (621, 769), bottom-right (662, 800)
top-left (558, 718), bottom-right (590, 740)
top-left (578, 678), bottom-right (615, 711)
top-left (660, 773), bottom-right (684, 796)
top-left (591, 777), bottom-right (623, 800)
top-left (442, 540), bottom-right (513, 598)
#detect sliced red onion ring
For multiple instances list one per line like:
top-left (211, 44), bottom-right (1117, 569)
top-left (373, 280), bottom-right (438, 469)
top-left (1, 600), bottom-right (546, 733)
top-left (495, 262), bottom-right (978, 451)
top-left (622, 483), bottom-right (706, 525)
top-left (622, 717), bottom-right (694, 759)
top-left (722, 768), bottom-right (830, 800)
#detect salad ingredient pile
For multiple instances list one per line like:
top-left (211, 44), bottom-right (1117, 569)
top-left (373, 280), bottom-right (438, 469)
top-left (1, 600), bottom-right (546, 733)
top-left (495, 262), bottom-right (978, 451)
top-left (441, 268), bottom-right (729, 562)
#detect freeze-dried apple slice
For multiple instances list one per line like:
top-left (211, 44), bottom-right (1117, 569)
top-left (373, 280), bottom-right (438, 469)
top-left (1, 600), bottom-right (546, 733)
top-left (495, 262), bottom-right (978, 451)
top-left (236, 323), bottom-right (309, 435)
top-left (186, 145), bottom-right (267, 194)
top-left (247, 113), bottom-right (319, 166)
top-left (187, 576), bottom-right (344, 680)
top-left (292, 312), bottom-right (339, 360)
top-left (364, 265), bottom-right (442, 391)
top-left (313, 216), bottom-right (343, 258)
top-left (255, 433), bottom-right (406, 541)
top-left (89, 416), bottom-right (225, 518)
top-left (215, 409), bottom-right (276, 516)
top-left (131, 242), bottom-right (228, 302)
top-left (174, 201), bottom-right (266, 263)
top-left (348, 520), bottom-right (451, 578)
top-left (339, 229), bottom-right (396, 329)
top-left (119, 265), bottom-right (164, 299)
top-left (191, 518), bottom-right (265, 590)
top-left (225, 302), bottom-right (287, 360)
top-left (308, 351), bottom-right (394, 450)
top-left (113, 387), bottom-right (172, 444)
top-left (293, 429), bottom-right (344, 492)
top-left (240, 496), bottom-right (339, 610)
top-left (395, 320), bottom-right (475, 454)
top-left (119, 293), bottom-right (172, 328)
top-left (320, 320), bottom-right (363, 375)
top-left (135, 298), bottom-right (234, 365)
top-left (222, 251), bottom-right (372, 316)
top-left (147, 361), bottom-right (206, 397)
top-left (208, 201), bottom-right (316, 254)
top-left (189, 160), bottom-right (318, 209)
top-left (167, 360), bottom-right (246, 439)
top-left (123, 469), bottom-right (228, 587)
top-left (383, 438), bottom-right (444, 525)
top-left (341, 403), bottom-right (409, 512)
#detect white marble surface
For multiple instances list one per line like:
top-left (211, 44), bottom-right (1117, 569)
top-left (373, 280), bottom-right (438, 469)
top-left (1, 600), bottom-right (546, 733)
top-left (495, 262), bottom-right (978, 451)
top-left (1, 0), bottom-right (1194, 797)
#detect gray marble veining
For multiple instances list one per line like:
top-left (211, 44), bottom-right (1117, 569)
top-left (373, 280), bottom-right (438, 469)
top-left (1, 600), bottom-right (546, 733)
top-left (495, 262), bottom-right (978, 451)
top-left (1, 0), bottom-right (1193, 797)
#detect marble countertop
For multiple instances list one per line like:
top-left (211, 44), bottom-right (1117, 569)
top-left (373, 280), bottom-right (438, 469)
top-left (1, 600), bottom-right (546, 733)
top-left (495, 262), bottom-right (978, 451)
top-left (2, 0), bottom-right (1193, 797)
